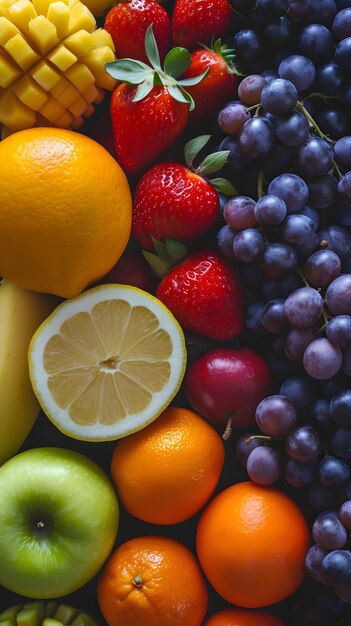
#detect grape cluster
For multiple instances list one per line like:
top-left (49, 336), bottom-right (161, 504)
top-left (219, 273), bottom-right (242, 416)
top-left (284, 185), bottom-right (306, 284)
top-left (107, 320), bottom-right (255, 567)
top-left (213, 0), bottom-right (351, 607)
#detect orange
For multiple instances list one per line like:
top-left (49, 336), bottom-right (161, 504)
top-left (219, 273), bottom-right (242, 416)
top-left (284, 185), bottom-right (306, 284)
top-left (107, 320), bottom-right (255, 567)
top-left (203, 608), bottom-right (285, 626)
top-left (196, 481), bottom-right (310, 609)
top-left (110, 406), bottom-right (225, 524)
top-left (0, 128), bottom-right (132, 298)
top-left (97, 535), bottom-right (208, 626)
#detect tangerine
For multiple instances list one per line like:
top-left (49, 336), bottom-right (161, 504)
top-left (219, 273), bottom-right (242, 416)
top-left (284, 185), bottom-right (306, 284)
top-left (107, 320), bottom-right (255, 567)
top-left (97, 535), bottom-right (208, 626)
top-left (0, 128), bottom-right (132, 298)
top-left (196, 481), bottom-right (310, 608)
top-left (110, 406), bottom-right (225, 524)
top-left (203, 608), bottom-right (285, 626)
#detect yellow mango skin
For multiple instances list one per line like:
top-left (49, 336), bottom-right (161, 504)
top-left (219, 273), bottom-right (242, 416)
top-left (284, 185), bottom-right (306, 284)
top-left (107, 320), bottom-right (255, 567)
top-left (0, 281), bottom-right (58, 465)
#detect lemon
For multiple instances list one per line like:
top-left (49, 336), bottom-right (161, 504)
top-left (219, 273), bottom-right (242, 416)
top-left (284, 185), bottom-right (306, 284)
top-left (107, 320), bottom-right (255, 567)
top-left (28, 284), bottom-right (187, 441)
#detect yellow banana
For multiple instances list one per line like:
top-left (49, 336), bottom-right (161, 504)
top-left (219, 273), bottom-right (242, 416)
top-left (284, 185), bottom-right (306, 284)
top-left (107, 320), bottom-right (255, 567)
top-left (0, 280), bottom-right (58, 464)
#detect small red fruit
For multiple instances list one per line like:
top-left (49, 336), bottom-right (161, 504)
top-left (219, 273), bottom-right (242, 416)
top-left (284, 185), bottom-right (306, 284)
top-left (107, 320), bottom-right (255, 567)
top-left (185, 347), bottom-right (272, 431)
top-left (104, 0), bottom-right (171, 65)
top-left (156, 250), bottom-right (245, 340)
top-left (172, 0), bottom-right (233, 50)
top-left (97, 250), bottom-right (153, 292)
top-left (182, 42), bottom-right (239, 125)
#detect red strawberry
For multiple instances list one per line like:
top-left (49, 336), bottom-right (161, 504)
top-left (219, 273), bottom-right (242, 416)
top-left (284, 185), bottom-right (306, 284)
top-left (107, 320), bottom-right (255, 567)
top-left (156, 250), bottom-right (245, 340)
top-left (172, 0), bottom-right (233, 50)
top-left (132, 135), bottom-right (233, 248)
top-left (105, 25), bottom-right (208, 177)
top-left (182, 41), bottom-right (240, 125)
top-left (104, 0), bottom-right (171, 65)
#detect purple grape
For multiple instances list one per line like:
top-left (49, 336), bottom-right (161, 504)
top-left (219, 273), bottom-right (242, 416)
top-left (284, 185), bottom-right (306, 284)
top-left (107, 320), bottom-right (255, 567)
top-left (326, 274), bottom-right (351, 315)
top-left (218, 102), bottom-right (251, 135)
top-left (246, 445), bottom-right (282, 485)
top-left (284, 458), bottom-right (316, 488)
top-left (330, 389), bottom-right (351, 427)
top-left (280, 214), bottom-right (316, 245)
top-left (312, 511), bottom-right (348, 550)
top-left (284, 287), bottom-right (323, 329)
top-left (334, 136), bottom-right (351, 170)
top-left (223, 196), bottom-right (257, 229)
top-left (279, 375), bottom-right (317, 415)
top-left (343, 344), bottom-right (351, 378)
top-left (335, 37), bottom-right (351, 70)
top-left (304, 250), bottom-right (341, 287)
top-left (303, 338), bottom-right (343, 380)
top-left (308, 175), bottom-right (338, 209)
top-left (216, 225), bottom-right (236, 260)
top-left (261, 243), bottom-right (298, 279)
top-left (275, 110), bottom-right (310, 146)
top-left (236, 432), bottom-right (265, 466)
top-left (339, 500), bottom-right (351, 530)
top-left (333, 8), bottom-right (351, 41)
top-left (331, 428), bottom-right (351, 461)
top-left (278, 55), bottom-right (316, 92)
top-left (262, 272), bottom-right (302, 300)
top-left (298, 23), bottom-right (334, 63)
top-left (267, 173), bottom-right (309, 213)
top-left (285, 424), bottom-right (321, 463)
top-left (296, 137), bottom-right (335, 177)
top-left (260, 298), bottom-right (289, 334)
top-left (310, 398), bottom-right (334, 434)
top-left (238, 117), bottom-right (276, 160)
top-left (338, 171), bottom-right (351, 208)
top-left (284, 327), bottom-right (316, 361)
top-left (233, 228), bottom-right (265, 262)
top-left (305, 544), bottom-right (333, 585)
top-left (260, 78), bottom-right (298, 115)
top-left (254, 194), bottom-right (287, 226)
top-left (317, 455), bottom-right (351, 487)
top-left (255, 394), bottom-right (297, 437)
top-left (322, 550), bottom-right (351, 584)
top-left (318, 225), bottom-right (351, 259)
top-left (309, 482), bottom-right (340, 511)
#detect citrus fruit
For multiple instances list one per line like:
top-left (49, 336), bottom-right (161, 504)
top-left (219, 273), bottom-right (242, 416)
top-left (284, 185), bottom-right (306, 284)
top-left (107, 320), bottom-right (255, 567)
top-left (110, 406), bottom-right (225, 524)
top-left (97, 535), bottom-right (208, 626)
top-left (196, 481), bottom-right (310, 608)
top-left (203, 608), bottom-right (285, 626)
top-left (0, 128), bottom-right (132, 298)
top-left (28, 284), bottom-right (186, 441)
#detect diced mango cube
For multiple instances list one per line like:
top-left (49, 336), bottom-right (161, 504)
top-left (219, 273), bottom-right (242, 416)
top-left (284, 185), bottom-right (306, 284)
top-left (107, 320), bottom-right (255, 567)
top-left (54, 82), bottom-right (81, 107)
top-left (46, 2), bottom-right (70, 39)
top-left (4, 33), bottom-right (40, 70)
top-left (55, 109), bottom-right (73, 127)
top-left (31, 59), bottom-right (61, 90)
top-left (91, 28), bottom-right (114, 50)
top-left (32, 0), bottom-right (53, 17)
top-left (65, 61), bottom-right (94, 91)
top-left (8, 0), bottom-right (37, 35)
top-left (0, 16), bottom-right (20, 46)
top-left (50, 74), bottom-right (70, 97)
top-left (14, 73), bottom-right (48, 109)
top-left (0, 0), bottom-right (14, 20)
top-left (28, 15), bottom-right (59, 55)
top-left (82, 81), bottom-right (98, 103)
top-left (63, 29), bottom-right (93, 57)
top-left (67, 1), bottom-right (95, 35)
top-left (39, 93), bottom-right (66, 121)
top-left (83, 102), bottom-right (94, 117)
top-left (0, 52), bottom-right (22, 87)
top-left (82, 46), bottom-right (116, 90)
top-left (71, 113), bottom-right (83, 129)
top-left (94, 86), bottom-right (104, 104)
top-left (68, 93), bottom-right (86, 116)
top-left (0, 88), bottom-right (36, 129)
top-left (48, 44), bottom-right (76, 70)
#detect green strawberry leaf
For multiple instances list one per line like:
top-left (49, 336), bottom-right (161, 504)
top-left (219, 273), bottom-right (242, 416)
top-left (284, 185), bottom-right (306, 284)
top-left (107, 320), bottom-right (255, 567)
top-left (145, 24), bottom-right (161, 71)
top-left (151, 237), bottom-right (171, 262)
top-left (167, 84), bottom-right (191, 107)
top-left (197, 150), bottom-right (230, 175)
top-left (184, 135), bottom-right (211, 169)
top-left (210, 178), bottom-right (239, 196)
top-left (142, 250), bottom-right (171, 277)
top-left (177, 68), bottom-right (210, 86)
top-left (165, 238), bottom-right (187, 261)
top-left (163, 47), bottom-right (191, 78)
top-left (105, 59), bottom-right (150, 83)
top-left (132, 75), bottom-right (155, 102)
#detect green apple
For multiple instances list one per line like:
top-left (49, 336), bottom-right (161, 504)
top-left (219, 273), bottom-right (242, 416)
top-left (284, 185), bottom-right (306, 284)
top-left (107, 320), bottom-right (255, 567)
top-left (0, 447), bottom-right (119, 598)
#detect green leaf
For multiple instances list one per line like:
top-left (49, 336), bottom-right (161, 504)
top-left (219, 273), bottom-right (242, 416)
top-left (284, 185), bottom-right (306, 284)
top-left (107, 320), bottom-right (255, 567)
top-left (197, 150), bottom-right (230, 175)
top-left (165, 238), bottom-right (187, 261)
top-left (132, 75), bottom-right (155, 101)
top-left (184, 135), bottom-right (211, 169)
top-left (105, 59), bottom-right (150, 83)
top-left (145, 24), bottom-right (161, 71)
top-left (210, 178), bottom-right (239, 196)
top-left (163, 47), bottom-right (191, 78)
top-left (179, 86), bottom-right (195, 111)
top-left (167, 83), bottom-right (190, 105)
top-left (151, 237), bottom-right (170, 262)
top-left (177, 68), bottom-right (210, 86)
top-left (142, 250), bottom-right (171, 277)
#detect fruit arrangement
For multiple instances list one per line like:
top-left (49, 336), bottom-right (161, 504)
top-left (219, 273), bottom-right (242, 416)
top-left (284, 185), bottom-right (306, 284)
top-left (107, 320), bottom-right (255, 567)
top-left (2, 0), bottom-right (351, 624)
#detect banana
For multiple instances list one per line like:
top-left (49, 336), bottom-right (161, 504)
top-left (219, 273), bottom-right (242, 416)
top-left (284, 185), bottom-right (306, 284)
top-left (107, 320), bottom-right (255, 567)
top-left (0, 280), bottom-right (58, 465)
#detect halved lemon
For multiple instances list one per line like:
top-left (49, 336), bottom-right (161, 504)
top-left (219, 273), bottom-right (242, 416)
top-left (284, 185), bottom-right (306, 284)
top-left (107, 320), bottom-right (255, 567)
top-left (28, 284), bottom-right (186, 441)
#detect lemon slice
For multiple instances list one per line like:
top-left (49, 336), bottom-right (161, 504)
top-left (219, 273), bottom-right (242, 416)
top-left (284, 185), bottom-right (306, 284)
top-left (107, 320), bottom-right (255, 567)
top-left (28, 284), bottom-right (186, 441)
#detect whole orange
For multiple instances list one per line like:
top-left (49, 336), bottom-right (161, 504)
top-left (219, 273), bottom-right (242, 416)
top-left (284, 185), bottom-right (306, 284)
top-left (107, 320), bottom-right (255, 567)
top-left (203, 608), bottom-right (286, 626)
top-left (110, 406), bottom-right (225, 524)
top-left (97, 535), bottom-right (208, 626)
top-left (196, 481), bottom-right (310, 608)
top-left (0, 128), bottom-right (132, 298)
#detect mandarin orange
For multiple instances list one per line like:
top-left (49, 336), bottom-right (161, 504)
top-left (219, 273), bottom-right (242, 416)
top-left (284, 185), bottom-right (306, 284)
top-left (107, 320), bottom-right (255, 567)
top-left (97, 535), bottom-right (208, 626)
top-left (110, 406), bottom-right (225, 524)
top-left (196, 481), bottom-right (310, 608)
top-left (203, 608), bottom-right (286, 626)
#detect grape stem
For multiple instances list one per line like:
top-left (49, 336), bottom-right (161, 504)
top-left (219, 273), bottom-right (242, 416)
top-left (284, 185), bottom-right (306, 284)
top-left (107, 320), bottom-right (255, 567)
top-left (245, 435), bottom-right (274, 443)
top-left (257, 169), bottom-right (264, 199)
top-left (305, 92), bottom-right (339, 102)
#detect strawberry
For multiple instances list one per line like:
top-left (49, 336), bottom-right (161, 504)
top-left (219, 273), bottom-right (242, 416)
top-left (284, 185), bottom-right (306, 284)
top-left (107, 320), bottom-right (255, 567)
top-left (104, 0), bottom-right (171, 65)
top-left (172, 0), bottom-right (233, 50)
top-left (132, 135), bottom-right (235, 248)
top-left (156, 250), bottom-right (245, 340)
top-left (105, 26), bottom-right (208, 177)
top-left (182, 41), bottom-right (240, 125)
